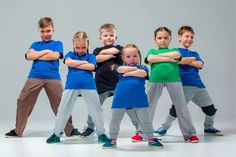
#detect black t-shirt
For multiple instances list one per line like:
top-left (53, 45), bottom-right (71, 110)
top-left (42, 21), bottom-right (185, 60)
top-left (93, 45), bottom-right (123, 94)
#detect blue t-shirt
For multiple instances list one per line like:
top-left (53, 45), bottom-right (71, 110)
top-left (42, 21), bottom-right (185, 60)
top-left (112, 65), bottom-right (149, 109)
top-left (27, 40), bottom-right (63, 80)
top-left (178, 48), bottom-right (205, 88)
top-left (64, 52), bottom-right (97, 90)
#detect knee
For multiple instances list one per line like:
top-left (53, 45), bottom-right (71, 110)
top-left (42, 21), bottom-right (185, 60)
top-left (169, 105), bottom-right (177, 117)
top-left (201, 104), bottom-right (217, 116)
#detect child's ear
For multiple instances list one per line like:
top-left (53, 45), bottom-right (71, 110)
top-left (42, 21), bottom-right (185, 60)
top-left (99, 36), bottom-right (102, 40)
top-left (178, 35), bottom-right (182, 41)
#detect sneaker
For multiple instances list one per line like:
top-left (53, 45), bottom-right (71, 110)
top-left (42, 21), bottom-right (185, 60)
top-left (46, 134), bottom-right (61, 144)
top-left (5, 129), bottom-right (21, 137)
top-left (154, 127), bottom-right (167, 136)
top-left (188, 135), bottom-right (199, 143)
top-left (98, 134), bottom-right (110, 143)
top-left (204, 127), bottom-right (224, 136)
top-left (148, 138), bottom-right (164, 148)
top-left (80, 127), bottom-right (94, 137)
top-left (102, 139), bottom-right (117, 149)
top-left (131, 132), bottom-right (143, 142)
top-left (70, 128), bottom-right (81, 136)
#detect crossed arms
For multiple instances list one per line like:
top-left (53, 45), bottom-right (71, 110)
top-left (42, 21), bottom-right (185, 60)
top-left (117, 66), bottom-right (147, 78)
top-left (64, 58), bottom-right (95, 71)
top-left (26, 49), bottom-right (61, 61)
top-left (96, 47), bottom-right (120, 63)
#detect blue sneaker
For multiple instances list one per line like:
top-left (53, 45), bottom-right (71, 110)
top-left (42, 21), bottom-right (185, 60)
top-left (102, 139), bottom-right (117, 149)
top-left (46, 134), bottom-right (61, 144)
top-left (148, 138), bottom-right (164, 148)
top-left (98, 134), bottom-right (110, 143)
top-left (204, 127), bottom-right (224, 136)
top-left (154, 127), bottom-right (167, 136)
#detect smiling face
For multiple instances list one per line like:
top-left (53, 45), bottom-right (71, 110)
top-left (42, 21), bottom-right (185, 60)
top-left (99, 30), bottom-right (117, 46)
top-left (154, 30), bottom-right (171, 49)
top-left (39, 25), bottom-right (54, 42)
top-left (123, 47), bottom-right (140, 66)
top-left (178, 31), bottom-right (194, 49)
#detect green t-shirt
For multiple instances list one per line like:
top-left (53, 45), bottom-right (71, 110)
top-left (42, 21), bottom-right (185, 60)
top-left (145, 48), bottom-right (181, 82)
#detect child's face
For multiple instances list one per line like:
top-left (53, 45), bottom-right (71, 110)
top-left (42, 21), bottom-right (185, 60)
top-left (123, 47), bottom-right (140, 66)
top-left (178, 31), bottom-right (194, 49)
top-left (99, 30), bottom-right (117, 46)
top-left (39, 25), bottom-right (54, 42)
top-left (73, 40), bottom-right (88, 56)
top-left (154, 30), bottom-right (171, 48)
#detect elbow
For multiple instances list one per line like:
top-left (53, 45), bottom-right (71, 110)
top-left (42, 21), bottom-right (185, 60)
top-left (89, 64), bottom-right (96, 71)
top-left (146, 56), bottom-right (153, 63)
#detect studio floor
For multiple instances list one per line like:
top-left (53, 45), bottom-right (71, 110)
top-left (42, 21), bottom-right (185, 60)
top-left (1, 124), bottom-right (236, 157)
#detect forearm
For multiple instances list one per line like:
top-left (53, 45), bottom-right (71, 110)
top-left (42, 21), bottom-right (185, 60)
top-left (159, 51), bottom-right (181, 59)
top-left (179, 57), bottom-right (196, 65)
top-left (147, 55), bottom-right (176, 63)
top-left (76, 63), bottom-right (95, 71)
top-left (189, 61), bottom-right (204, 69)
top-left (65, 58), bottom-right (88, 68)
top-left (96, 54), bottom-right (115, 63)
top-left (99, 47), bottom-right (119, 55)
top-left (26, 49), bottom-right (48, 60)
top-left (38, 52), bottom-right (61, 60)
top-left (123, 69), bottom-right (147, 78)
top-left (117, 66), bottom-right (137, 73)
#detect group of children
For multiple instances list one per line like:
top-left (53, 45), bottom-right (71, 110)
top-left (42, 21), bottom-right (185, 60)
top-left (5, 17), bottom-right (223, 149)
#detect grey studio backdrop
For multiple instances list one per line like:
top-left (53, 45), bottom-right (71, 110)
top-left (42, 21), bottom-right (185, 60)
top-left (0, 0), bottom-right (235, 135)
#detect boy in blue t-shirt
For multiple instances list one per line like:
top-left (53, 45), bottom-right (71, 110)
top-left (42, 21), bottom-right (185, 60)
top-left (155, 26), bottom-right (223, 136)
top-left (5, 17), bottom-right (79, 137)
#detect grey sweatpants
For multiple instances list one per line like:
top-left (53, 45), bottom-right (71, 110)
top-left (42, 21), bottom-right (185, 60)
top-left (147, 82), bottom-right (196, 141)
top-left (162, 86), bottom-right (215, 129)
top-left (53, 89), bottom-right (105, 136)
top-left (86, 90), bottom-right (140, 131)
top-left (109, 108), bottom-right (154, 139)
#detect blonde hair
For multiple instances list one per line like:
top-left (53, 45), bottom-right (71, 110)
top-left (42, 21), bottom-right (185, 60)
top-left (73, 31), bottom-right (89, 53)
top-left (38, 17), bottom-right (53, 29)
top-left (99, 23), bottom-right (117, 35)
top-left (122, 44), bottom-right (142, 65)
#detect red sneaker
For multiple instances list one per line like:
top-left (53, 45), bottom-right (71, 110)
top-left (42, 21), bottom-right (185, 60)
top-left (188, 135), bottom-right (199, 143)
top-left (131, 132), bottom-right (143, 142)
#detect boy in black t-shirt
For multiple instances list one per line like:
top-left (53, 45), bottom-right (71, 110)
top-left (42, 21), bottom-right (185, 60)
top-left (81, 24), bottom-right (140, 140)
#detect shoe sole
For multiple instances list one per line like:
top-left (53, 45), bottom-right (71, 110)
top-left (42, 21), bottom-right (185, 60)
top-left (102, 145), bottom-right (117, 149)
top-left (188, 140), bottom-right (199, 143)
top-left (153, 133), bottom-right (166, 137)
top-left (5, 135), bottom-right (22, 138)
top-left (80, 131), bottom-right (95, 138)
top-left (46, 141), bottom-right (61, 144)
top-left (132, 139), bottom-right (144, 142)
top-left (148, 145), bottom-right (164, 149)
top-left (204, 132), bottom-right (224, 136)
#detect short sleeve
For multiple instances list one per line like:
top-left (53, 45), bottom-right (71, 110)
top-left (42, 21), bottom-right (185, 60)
top-left (93, 47), bottom-right (101, 56)
top-left (144, 49), bottom-right (154, 64)
top-left (63, 51), bottom-right (73, 64)
top-left (139, 65), bottom-right (149, 80)
top-left (88, 54), bottom-right (97, 65)
top-left (54, 41), bottom-right (64, 59)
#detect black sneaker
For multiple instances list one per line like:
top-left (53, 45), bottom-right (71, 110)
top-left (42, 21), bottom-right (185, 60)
top-left (5, 130), bottom-right (21, 137)
top-left (204, 127), bottom-right (224, 136)
top-left (80, 127), bottom-right (94, 137)
top-left (70, 128), bottom-right (81, 136)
